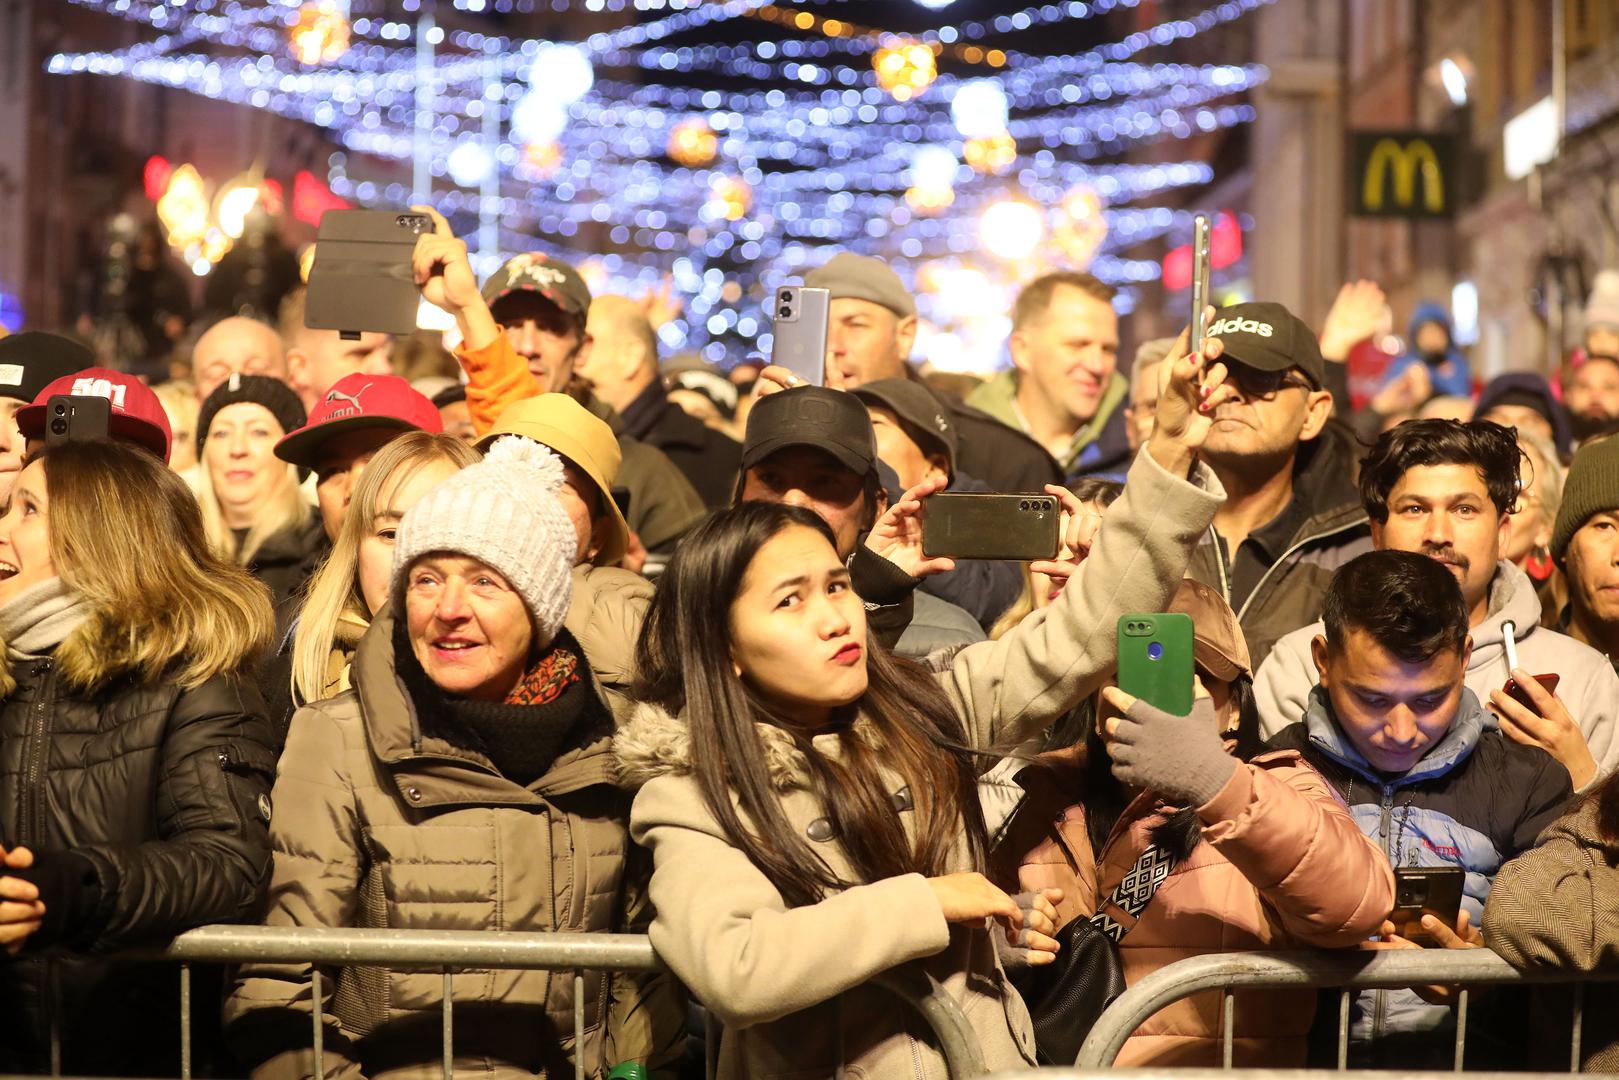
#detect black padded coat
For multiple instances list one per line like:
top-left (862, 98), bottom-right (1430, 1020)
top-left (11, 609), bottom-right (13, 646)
top-left (0, 658), bottom-right (276, 1076)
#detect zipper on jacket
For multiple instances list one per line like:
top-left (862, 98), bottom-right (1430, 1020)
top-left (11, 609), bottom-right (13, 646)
top-left (1369, 781), bottom-right (1398, 1055)
top-left (19, 661), bottom-right (55, 848)
top-left (1235, 519), bottom-right (1365, 622)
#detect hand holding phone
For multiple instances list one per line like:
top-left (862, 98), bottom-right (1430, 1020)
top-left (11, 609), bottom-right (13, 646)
top-left (770, 285), bottom-right (829, 387)
top-left (921, 493), bottom-right (1059, 561)
top-left (306, 208), bottom-right (436, 338)
top-left (1387, 866), bottom-right (1465, 946)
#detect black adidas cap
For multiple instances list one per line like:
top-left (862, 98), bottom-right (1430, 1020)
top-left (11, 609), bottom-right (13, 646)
top-left (1204, 301), bottom-right (1324, 387)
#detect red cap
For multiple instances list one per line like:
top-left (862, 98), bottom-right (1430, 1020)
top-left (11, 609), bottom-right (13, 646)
top-left (274, 373), bottom-right (443, 468)
top-left (16, 367), bottom-right (173, 463)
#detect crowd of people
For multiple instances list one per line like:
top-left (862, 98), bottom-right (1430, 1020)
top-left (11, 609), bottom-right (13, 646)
top-left (1, 211), bottom-right (1619, 1079)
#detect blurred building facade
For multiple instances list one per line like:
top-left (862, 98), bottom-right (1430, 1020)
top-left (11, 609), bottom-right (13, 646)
top-left (1242, 0), bottom-right (1619, 380)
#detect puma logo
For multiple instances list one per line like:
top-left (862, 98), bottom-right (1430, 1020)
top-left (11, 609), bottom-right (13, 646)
top-left (323, 384), bottom-right (369, 419)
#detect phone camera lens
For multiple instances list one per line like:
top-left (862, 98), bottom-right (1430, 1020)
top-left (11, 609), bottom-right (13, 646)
top-left (52, 403), bottom-right (66, 415)
top-left (1147, 642), bottom-right (1164, 661)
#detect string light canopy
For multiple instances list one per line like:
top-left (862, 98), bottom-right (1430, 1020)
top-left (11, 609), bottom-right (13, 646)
top-left (49, 0), bottom-right (1273, 365)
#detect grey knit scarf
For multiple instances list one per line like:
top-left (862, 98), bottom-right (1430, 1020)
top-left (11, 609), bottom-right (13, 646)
top-left (0, 577), bottom-right (93, 661)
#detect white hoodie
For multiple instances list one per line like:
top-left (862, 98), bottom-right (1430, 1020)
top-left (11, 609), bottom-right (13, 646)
top-left (1255, 560), bottom-right (1619, 791)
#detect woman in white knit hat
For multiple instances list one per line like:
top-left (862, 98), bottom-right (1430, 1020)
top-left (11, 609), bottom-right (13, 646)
top-left (226, 436), bottom-right (681, 1079)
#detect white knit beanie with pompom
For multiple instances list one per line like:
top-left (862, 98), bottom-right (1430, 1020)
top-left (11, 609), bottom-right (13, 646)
top-left (391, 435), bottom-right (575, 646)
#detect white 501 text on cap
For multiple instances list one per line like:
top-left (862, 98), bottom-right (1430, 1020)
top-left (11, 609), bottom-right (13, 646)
top-left (70, 375), bottom-right (130, 408)
top-left (0, 365), bottom-right (23, 386)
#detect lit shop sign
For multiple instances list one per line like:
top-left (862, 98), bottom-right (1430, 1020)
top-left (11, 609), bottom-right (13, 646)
top-left (1349, 132), bottom-right (1455, 218)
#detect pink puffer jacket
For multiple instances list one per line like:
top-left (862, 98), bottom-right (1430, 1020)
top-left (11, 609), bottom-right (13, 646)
top-left (995, 747), bottom-right (1394, 1067)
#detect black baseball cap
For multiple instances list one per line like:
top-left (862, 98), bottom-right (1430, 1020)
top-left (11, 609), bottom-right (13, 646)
top-left (851, 378), bottom-right (957, 475)
top-left (1204, 301), bottom-right (1324, 387)
top-left (741, 386), bottom-right (877, 476)
top-left (0, 332), bottom-right (94, 404)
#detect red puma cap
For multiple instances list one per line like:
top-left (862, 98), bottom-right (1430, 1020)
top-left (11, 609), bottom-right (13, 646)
top-left (274, 373), bottom-right (442, 468)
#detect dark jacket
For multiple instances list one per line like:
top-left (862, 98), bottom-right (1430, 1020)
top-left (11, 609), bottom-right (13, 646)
top-left (1473, 372), bottom-right (1574, 457)
top-left (911, 373), bottom-right (1063, 494)
top-left (965, 368), bottom-right (1133, 483)
top-left (1269, 687), bottom-right (1573, 1068)
top-left (246, 510), bottom-right (328, 612)
top-left (619, 380), bottom-right (742, 509)
top-left (1188, 421), bottom-right (1373, 668)
top-left (0, 661), bottom-right (276, 1076)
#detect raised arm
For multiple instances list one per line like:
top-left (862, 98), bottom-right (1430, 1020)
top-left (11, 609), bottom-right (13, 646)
top-left (937, 320), bottom-right (1231, 749)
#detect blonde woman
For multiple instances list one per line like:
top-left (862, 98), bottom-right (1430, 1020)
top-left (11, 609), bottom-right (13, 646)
top-left (195, 374), bottom-right (322, 608)
top-left (278, 430), bottom-right (477, 734)
top-left (152, 377), bottom-right (202, 474)
top-left (0, 439), bottom-right (275, 1076)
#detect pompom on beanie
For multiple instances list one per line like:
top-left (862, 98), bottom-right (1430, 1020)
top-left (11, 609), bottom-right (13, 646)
top-left (391, 435), bottom-right (575, 645)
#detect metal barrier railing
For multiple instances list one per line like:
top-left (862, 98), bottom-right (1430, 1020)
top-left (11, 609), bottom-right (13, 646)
top-left (987, 1072), bottom-right (1588, 1079)
top-left (43, 925), bottom-right (989, 1080)
top-left (1073, 949), bottom-right (1602, 1072)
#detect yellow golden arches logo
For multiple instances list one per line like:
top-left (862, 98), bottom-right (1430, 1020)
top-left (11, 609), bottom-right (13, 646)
top-left (1363, 137), bottom-right (1445, 213)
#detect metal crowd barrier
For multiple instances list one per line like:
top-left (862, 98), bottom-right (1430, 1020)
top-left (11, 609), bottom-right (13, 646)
top-left (1073, 949), bottom-right (1604, 1072)
top-left (40, 925), bottom-right (989, 1080)
top-left (987, 1072), bottom-right (1586, 1080)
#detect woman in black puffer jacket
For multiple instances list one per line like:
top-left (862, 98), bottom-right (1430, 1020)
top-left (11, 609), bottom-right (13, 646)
top-left (0, 439), bottom-right (276, 1076)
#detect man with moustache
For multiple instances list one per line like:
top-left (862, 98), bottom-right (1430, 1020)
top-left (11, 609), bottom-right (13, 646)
top-left (1256, 420), bottom-right (1619, 792)
top-left (1183, 302), bottom-right (1371, 667)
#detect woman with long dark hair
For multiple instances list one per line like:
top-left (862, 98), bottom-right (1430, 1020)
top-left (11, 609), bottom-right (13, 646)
top-left (614, 336), bottom-right (1230, 1077)
top-left (1484, 771), bottom-right (1619, 1070)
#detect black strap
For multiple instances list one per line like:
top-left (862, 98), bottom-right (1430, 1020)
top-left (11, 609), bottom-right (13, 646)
top-left (1089, 843), bottom-right (1177, 943)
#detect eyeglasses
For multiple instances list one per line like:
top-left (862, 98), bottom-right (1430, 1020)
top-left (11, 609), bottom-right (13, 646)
top-left (1224, 362), bottom-right (1317, 400)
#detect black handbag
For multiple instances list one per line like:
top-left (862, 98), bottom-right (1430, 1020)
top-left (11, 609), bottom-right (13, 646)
top-left (1015, 843), bottom-right (1179, 1065)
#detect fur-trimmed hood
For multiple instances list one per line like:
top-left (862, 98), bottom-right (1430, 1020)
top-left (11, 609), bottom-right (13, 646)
top-left (613, 700), bottom-right (884, 792)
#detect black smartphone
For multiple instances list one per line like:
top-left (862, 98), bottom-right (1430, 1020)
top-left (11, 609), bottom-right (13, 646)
top-left (305, 209), bottom-right (435, 339)
top-left (921, 493), bottom-right (1059, 561)
top-left (770, 285), bottom-right (829, 386)
top-left (43, 394), bottom-right (111, 446)
top-left (1389, 866), bottom-right (1466, 945)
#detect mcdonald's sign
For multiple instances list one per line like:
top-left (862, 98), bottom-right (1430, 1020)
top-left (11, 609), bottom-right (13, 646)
top-left (1349, 132), bottom-right (1456, 218)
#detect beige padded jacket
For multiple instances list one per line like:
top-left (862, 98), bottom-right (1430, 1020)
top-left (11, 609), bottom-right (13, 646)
top-left (614, 447), bottom-right (1225, 1080)
top-left (225, 569), bottom-right (680, 1080)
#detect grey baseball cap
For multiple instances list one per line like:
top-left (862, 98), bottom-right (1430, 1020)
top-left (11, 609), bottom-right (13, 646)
top-left (804, 252), bottom-right (916, 318)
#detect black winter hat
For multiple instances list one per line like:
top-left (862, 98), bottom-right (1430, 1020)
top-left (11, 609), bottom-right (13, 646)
top-left (197, 373), bottom-right (308, 459)
top-left (0, 332), bottom-right (94, 404)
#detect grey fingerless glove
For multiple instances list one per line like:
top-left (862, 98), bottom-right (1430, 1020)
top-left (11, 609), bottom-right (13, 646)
top-left (1107, 696), bottom-right (1238, 808)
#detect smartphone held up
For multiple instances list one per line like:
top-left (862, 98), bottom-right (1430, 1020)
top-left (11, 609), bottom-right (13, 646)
top-left (771, 285), bottom-right (829, 387)
top-left (304, 208), bottom-right (435, 339)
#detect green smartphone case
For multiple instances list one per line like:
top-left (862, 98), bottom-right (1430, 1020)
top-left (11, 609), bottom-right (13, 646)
top-left (1117, 613), bottom-right (1195, 717)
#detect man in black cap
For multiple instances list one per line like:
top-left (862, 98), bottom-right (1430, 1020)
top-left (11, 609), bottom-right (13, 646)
top-left (852, 378), bottom-right (1022, 629)
top-left (1184, 301), bottom-right (1372, 667)
top-left (803, 251), bottom-right (1061, 495)
top-left (736, 385), bottom-right (984, 658)
top-left (0, 332), bottom-right (94, 502)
